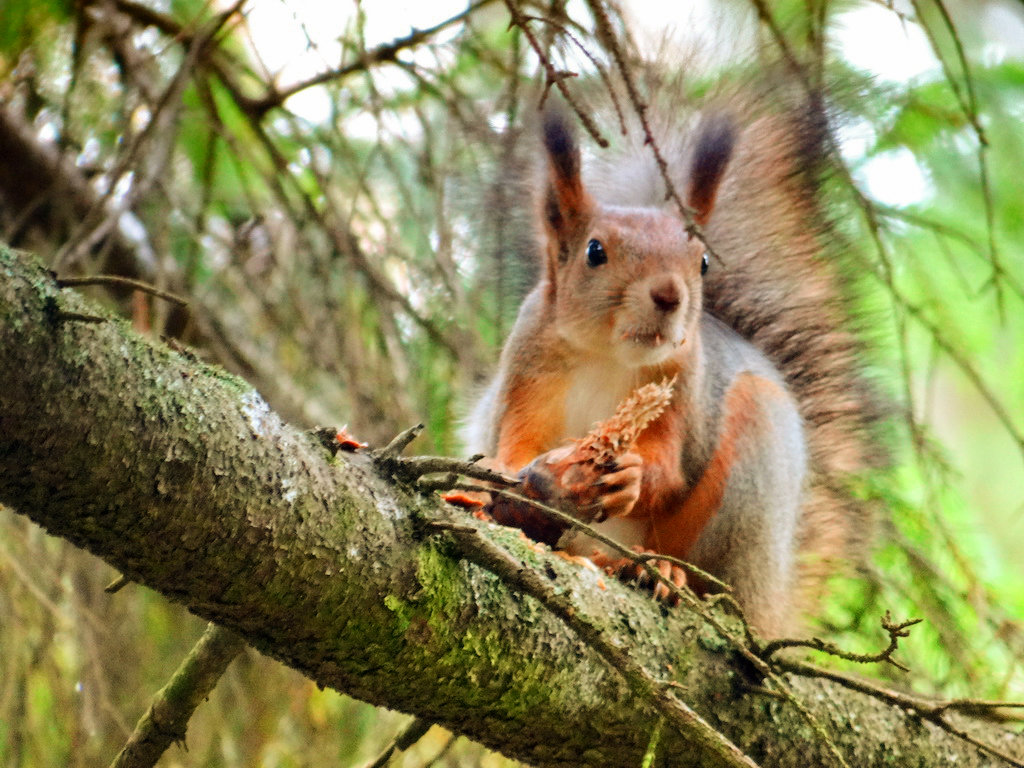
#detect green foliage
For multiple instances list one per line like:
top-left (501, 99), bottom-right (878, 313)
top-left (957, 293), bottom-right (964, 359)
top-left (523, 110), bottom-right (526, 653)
top-left (0, 0), bottom-right (71, 60)
top-left (823, 35), bottom-right (1024, 697)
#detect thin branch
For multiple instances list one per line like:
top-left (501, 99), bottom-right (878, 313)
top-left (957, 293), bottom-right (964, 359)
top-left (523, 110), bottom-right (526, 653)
top-left (361, 717), bottom-right (433, 768)
top-left (434, 480), bottom-right (732, 594)
top-left (374, 423), bottom-right (426, 461)
top-left (109, 0), bottom-right (481, 364)
top-left (502, 0), bottom-right (609, 147)
top-left (749, 0), bottom-right (1024, 467)
top-left (641, 716), bottom-right (664, 768)
top-left (909, 0), bottom-right (1005, 316)
top-left (761, 612), bottom-right (921, 672)
top-left (396, 456), bottom-right (518, 486)
top-left (55, 2), bottom-right (244, 272)
top-left (780, 659), bottom-right (1024, 768)
top-left (56, 275), bottom-right (189, 308)
top-left (104, 575), bottom-right (132, 594)
top-left (581, 0), bottom-right (723, 266)
top-left (261, 0), bottom-right (496, 114)
top-left (55, 311), bottom-right (108, 324)
top-left (900, 293), bottom-right (1024, 460)
top-left (222, 85), bottom-right (467, 360)
top-left (109, 624), bottom-right (246, 768)
top-left (520, 13), bottom-right (627, 135)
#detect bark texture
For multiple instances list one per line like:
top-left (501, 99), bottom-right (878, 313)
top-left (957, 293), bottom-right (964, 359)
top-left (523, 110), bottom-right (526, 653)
top-left (0, 245), bottom-right (1019, 767)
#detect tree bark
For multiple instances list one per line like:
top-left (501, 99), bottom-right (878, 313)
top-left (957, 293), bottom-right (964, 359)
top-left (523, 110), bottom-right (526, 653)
top-left (0, 245), bottom-right (1019, 767)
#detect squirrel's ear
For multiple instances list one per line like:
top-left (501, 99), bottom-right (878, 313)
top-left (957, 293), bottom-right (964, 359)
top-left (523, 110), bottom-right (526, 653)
top-left (542, 106), bottom-right (592, 260)
top-left (686, 113), bottom-right (735, 228)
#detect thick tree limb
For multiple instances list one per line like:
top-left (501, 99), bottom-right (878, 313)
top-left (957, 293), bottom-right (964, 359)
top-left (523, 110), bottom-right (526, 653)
top-left (1, 245), bottom-right (1021, 767)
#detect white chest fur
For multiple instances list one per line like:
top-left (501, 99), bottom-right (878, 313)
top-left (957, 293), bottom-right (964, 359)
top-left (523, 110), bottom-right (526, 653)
top-left (561, 362), bottom-right (637, 441)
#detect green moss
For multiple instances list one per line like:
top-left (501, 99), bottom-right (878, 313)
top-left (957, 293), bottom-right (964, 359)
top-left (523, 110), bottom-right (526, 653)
top-left (415, 541), bottom-right (470, 621)
top-left (383, 594), bottom-right (413, 634)
top-left (408, 541), bottom-right (567, 718)
top-left (200, 362), bottom-right (252, 393)
top-left (495, 669), bottom-right (558, 718)
top-left (458, 627), bottom-right (503, 666)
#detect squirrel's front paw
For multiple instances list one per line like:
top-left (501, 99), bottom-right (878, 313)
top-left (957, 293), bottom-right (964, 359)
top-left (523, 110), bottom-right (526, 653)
top-left (590, 452), bottom-right (641, 521)
top-left (524, 447), bottom-right (642, 523)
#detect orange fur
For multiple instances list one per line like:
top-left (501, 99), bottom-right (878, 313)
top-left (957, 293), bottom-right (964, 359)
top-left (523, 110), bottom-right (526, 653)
top-left (496, 372), bottom-right (570, 472)
top-left (645, 374), bottom-right (785, 559)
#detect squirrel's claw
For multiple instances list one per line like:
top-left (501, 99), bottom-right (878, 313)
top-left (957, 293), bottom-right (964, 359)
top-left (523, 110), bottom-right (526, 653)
top-left (592, 452), bottom-right (642, 519)
top-left (595, 549), bottom-right (688, 606)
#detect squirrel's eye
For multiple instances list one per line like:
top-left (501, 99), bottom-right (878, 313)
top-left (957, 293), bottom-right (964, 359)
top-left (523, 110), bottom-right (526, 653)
top-left (700, 251), bottom-right (709, 276)
top-left (586, 239), bottom-right (607, 268)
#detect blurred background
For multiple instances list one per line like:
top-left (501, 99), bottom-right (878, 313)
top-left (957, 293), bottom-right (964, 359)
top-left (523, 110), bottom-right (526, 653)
top-left (0, 0), bottom-right (1022, 765)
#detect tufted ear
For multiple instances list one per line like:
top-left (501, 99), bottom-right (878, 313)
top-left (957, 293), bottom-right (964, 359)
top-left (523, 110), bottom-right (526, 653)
top-left (686, 113), bottom-right (736, 227)
top-left (542, 106), bottom-right (593, 263)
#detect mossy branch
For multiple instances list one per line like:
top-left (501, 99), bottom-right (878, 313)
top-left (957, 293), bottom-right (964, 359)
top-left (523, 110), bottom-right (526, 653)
top-left (1, 245), bottom-right (1021, 768)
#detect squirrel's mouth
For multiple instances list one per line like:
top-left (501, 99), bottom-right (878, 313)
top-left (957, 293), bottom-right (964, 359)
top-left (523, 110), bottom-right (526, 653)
top-left (621, 328), bottom-right (684, 349)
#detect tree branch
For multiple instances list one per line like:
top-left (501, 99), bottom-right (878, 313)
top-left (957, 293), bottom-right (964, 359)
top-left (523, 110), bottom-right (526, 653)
top-left (1, 245), bottom-right (1020, 767)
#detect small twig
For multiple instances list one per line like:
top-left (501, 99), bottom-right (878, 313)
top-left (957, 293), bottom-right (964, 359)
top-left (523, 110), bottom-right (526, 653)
top-left (361, 716), bottom-right (433, 768)
top-left (56, 311), bottom-right (107, 324)
top-left (910, 0), bottom-right (1005, 317)
top-left (105, 574), bottom-right (131, 594)
top-left (417, 472), bottom-right (463, 494)
top-left (581, 0), bottom-right (724, 266)
top-left (933, 700), bottom-right (1024, 720)
top-left (421, 733), bottom-right (457, 767)
top-left (219, 78), bottom-right (467, 360)
top-left (760, 612), bottom-right (921, 672)
top-left (403, 456), bottom-right (518, 486)
top-left (750, 0), bottom-right (1024, 469)
top-left (780, 658), bottom-right (1024, 768)
top-left (640, 716), bottom-right (664, 768)
top-left (258, 1), bottom-right (495, 114)
top-left (56, 2), bottom-right (238, 272)
top-left (374, 423), bottom-right (425, 461)
top-left (56, 274), bottom-right (189, 308)
top-left (502, 0), bottom-right (609, 147)
top-left (426, 520), bottom-right (480, 534)
top-left (744, 684), bottom-right (789, 701)
top-left (438, 479), bottom-right (731, 594)
top-left (866, 0), bottom-right (914, 24)
top-left (520, 13), bottom-right (627, 135)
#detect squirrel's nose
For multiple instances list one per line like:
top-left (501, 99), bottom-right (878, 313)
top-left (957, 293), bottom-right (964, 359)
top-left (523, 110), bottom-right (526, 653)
top-left (650, 279), bottom-right (681, 312)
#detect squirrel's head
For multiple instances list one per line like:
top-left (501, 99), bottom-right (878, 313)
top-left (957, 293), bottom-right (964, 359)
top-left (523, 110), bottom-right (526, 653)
top-left (539, 107), bottom-right (735, 368)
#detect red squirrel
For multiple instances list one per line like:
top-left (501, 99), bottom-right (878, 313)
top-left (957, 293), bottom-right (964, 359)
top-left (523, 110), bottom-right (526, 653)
top-left (463, 88), bottom-right (878, 638)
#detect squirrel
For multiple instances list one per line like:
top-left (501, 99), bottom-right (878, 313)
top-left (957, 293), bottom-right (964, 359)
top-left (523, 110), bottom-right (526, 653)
top-left (462, 83), bottom-right (879, 639)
